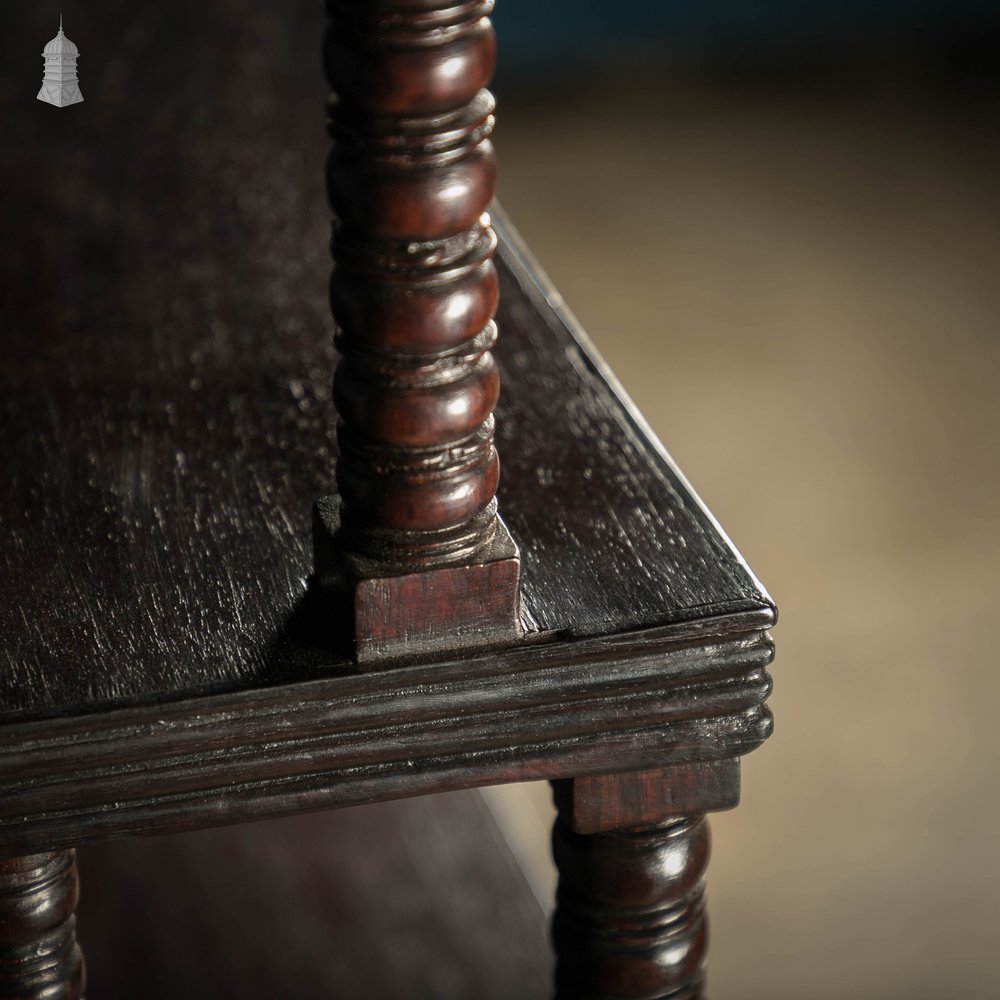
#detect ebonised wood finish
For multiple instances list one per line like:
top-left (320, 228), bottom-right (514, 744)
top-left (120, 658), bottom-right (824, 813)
top-left (0, 614), bottom-right (772, 854)
top-left (1, 4), bottom-right (776, 994)
top-left (0, 0), bottom-right (773, 881)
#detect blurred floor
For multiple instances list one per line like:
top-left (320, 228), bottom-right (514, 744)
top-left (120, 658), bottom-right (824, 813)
top-left (492, 77), bottom-right (1000, 999)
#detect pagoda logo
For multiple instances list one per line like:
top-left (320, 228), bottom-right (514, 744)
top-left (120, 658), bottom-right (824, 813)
top-left (38, 16), bottom-right (84, 108)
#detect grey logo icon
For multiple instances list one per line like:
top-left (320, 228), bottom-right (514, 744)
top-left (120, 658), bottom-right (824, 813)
top-left (38, 15), bottom-right (83, 108)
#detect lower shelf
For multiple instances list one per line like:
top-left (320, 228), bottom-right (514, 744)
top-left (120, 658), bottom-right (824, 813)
top-left (77, 789), bottom-right (551, 1000)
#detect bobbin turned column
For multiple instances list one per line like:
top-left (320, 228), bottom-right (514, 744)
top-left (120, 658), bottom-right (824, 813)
top-left (551, 762), bottom-right (741, 999)
top-left (316, 0), bottom-right (522, 662)
top-left (0, 852), bottom-right (85, 1000)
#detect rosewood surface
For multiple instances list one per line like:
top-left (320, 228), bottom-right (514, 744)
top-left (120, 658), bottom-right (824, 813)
top-left (324, 0), bottom-right (506, 571)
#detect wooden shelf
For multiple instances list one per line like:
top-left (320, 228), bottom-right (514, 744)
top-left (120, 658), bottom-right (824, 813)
top-left (1, 211), bottom-right (770, 720)
top-left (0, 209), bottom-right (773, 854)
top-left (0, 5), bottom-right (772, 857)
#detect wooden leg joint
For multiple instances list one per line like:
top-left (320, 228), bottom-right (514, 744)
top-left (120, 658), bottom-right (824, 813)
top-left (551, 763), bottom-right (739, 999)
top-left (553, 760), bottom-right (740, 835)
top-left (314, 495), bottom-right (522, 662)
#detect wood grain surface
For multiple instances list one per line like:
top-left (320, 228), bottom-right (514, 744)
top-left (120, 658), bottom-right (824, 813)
top-left (1, 0), bottom-right (774, 872)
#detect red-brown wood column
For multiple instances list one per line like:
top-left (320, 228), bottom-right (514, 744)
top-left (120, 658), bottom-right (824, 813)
top-left (0, 852), bottom-right (85, 999)
top-left (316, 0), bottom-right (522, 662)
top-left (551, 762), bottom-right (740, 999)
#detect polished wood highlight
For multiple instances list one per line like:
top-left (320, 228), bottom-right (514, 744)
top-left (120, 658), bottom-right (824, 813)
top-left (0, 852), bottom-right (84, 1000)
top-left (324, 0), bottom-right (501, 565)
top-left (552, 814), bottom-right (709, 1000)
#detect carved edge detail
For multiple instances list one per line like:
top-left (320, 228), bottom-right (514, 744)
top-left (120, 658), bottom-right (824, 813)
top-left (0, 627), bottom-right (773, 854)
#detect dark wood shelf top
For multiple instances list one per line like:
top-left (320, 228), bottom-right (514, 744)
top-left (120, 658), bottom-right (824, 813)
top-left (1, 209), bottom-right (770, 724)
top-left (0, 2), bottom-right (772, 852)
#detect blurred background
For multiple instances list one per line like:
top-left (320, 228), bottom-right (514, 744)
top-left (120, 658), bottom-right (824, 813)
top-left (6, 0), bottom-right (999, 996)
top-left (489, 2), bottom-right (1000, 997)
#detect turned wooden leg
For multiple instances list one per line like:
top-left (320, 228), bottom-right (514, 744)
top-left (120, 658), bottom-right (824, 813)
top-left (0, 852), bottom-right (85, 999)
top-left (552, 815), bottom-right (709, 1000)
top-left (552, 762), bottom-right (739, 999)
